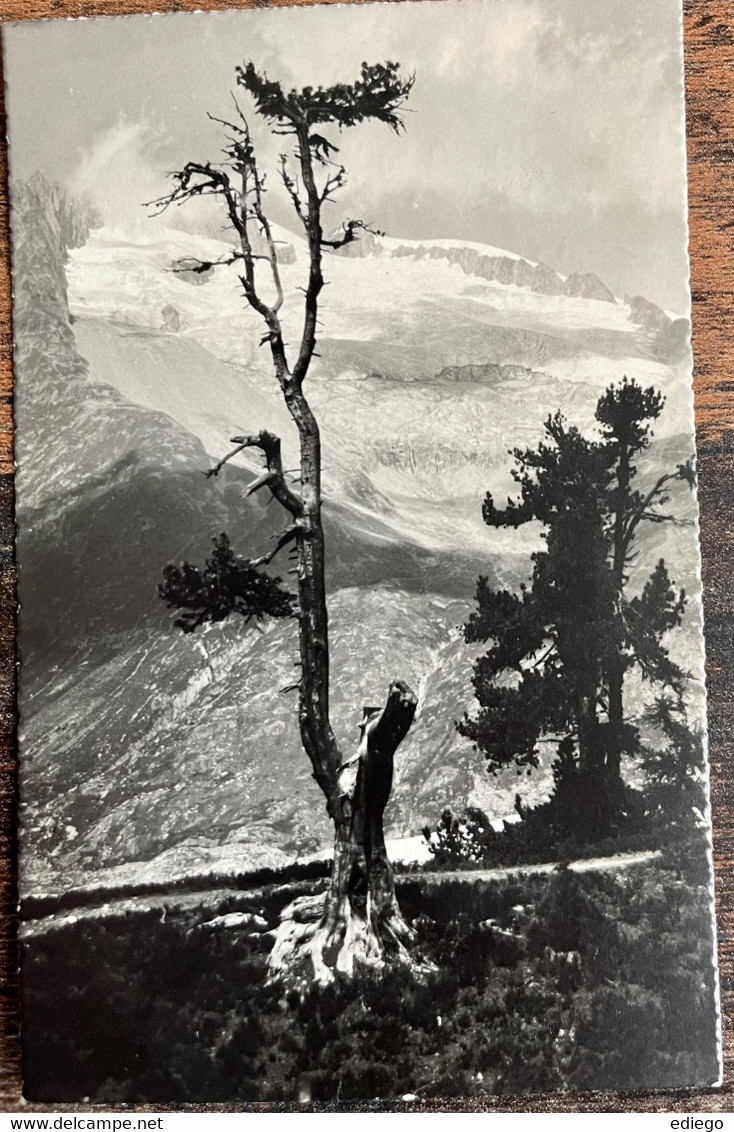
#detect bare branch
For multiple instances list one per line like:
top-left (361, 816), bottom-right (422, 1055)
top-left (322, 219), bottom-right (381, 250)
top-left (247, 524), bottom-right (299, 569)
top-left (146, 162), bottom-right (240, 232)
top-left (244, 469), bottom-right (276, 497)
top-left (249, 160), bottom-right (285, 314)
top-left (168, 251), bottom-right (271, 275)
top-left (622, 469), bottom-right (681, 552)
top-left (279, 154), bottom-right (307, 225)
top-left (320, 163), bottom-right (347, 203)
top-left (153, 135), bottom-right (284, 347)
top-left (291, 121), bottom-right (326, 387)
top-left (229, 431), bottom-right (303, 516)
top-left (205, 441), bottom-right (250, 478)
top-left (205, 432), bottom-right (302, 516)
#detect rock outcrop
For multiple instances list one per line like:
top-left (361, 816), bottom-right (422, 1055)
top-left (161, 304), bottom-right (181, 332)
top-left (391, 241), bottom-right (567, 296)
top-left (626, 294), bottom-right (691, 362)
top-left (336, 235), bottom-right (624, 305)
top-left (564, 272), bottom-right (616, 303)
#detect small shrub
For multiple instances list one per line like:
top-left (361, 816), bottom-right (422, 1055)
top-left (21, 861), bottom-right (718, 1102)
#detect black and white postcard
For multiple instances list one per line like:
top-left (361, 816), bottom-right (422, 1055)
top-left (3, 0), bottom-right (722, 1102)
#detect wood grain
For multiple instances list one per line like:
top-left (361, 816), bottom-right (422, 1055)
top-left (0, 0), bottom-right (733, 1112)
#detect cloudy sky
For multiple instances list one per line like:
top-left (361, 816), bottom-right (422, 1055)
top-left (3, 0), bottom-right (690, 310)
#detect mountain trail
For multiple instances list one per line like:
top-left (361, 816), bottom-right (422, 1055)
top-left (22, 849), bottom-right (662, 938)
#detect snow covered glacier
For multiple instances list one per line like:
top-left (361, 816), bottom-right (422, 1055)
top-left (13, 176), bottom-right (701, 894)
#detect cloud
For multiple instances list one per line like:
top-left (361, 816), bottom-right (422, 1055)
top-left (67, 121), bottom-right (165, 232)
top-left (4, 0), bottom-right (690, 308)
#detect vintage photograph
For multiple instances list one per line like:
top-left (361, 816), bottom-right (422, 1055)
top-left (3, 0), bottom-right (722, 1102)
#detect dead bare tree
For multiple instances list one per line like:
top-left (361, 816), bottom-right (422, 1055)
top-left (152, 62), bottom-right (425, 987)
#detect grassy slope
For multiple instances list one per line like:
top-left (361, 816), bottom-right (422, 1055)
top-left (21, 855), bottom-right (719, 1103)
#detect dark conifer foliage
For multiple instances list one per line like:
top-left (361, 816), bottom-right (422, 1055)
top-left (237, 61), bottom-right (414, 134)
top-left (460, 379), bottom-right (695, 829)
top-left (159, 533), bottom-right (295, 633)
top-left (641, 695), bottom-right (707, 824)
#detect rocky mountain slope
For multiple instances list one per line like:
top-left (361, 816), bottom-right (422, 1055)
top-left (12, 175), bottom-right (705, 895)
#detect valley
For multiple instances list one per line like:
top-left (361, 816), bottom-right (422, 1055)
top-left (13, 175), bottom-right (705, 896)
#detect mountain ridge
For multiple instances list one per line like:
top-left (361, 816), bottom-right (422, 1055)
top-left (13, 177), bottom-right (704, 895)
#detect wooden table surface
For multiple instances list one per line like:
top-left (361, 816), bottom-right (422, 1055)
top-left (0, 0), bottom-right (733, 1113)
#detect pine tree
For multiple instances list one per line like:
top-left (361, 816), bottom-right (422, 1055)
top-left (153, 62), bottom-right (421, 986)
top-left (460, 379), bottom-right (694, 834)
top-left (158, 533), bottom-right (295, 632)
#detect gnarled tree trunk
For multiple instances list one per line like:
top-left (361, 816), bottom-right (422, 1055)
top-left (268, 681), bottom-right (430, 988)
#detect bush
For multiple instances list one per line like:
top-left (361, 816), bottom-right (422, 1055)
top-left (423, 790), bottom-right (651, 872)
top-left (22, 862), bottom-right (718, 1102)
